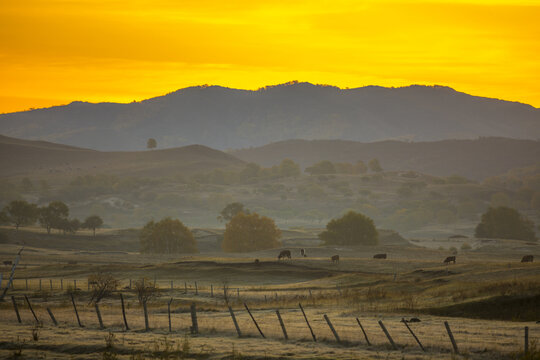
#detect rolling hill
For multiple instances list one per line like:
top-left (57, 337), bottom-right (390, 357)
top-left (1, 82), bottom-right (538, 151)
top-left (0, 135), bottom-right (244, 179)
top-left (231, 137), bottom-right (540, 180)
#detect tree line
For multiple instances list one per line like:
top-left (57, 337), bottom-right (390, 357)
top-left (0, 200), bottom-right (103, 237)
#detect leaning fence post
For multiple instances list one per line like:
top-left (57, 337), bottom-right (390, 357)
top-left (444, 321), bottom-right (459, 354)
top-left (167, 298), bottom-right (173, 332)
top-left (190, 303), bottom-right (198, 334)
top-left (11, 296), bottom-right (21, 323)
top-left (244, 303), bottom-right (265, 338)
top-left (120, 293), bottom-right (129, 330)
top-left (228, 306), bottom-right (242, 337)
top-left (524, 326), bottom-right (529, 354)
top-left (378, 320), bottom-right (397, 350)
top-left (324, 314), bottom-right (341, 343)
top-left (402, 318), bottom-right (425, 352)
top-left (143, 300), bottom-right (150, 331)
top-left (276, 310), bottom-right (288, 340)
top-left (356, 318), bottom-right (371, 345)
top-left (71, 294), bottom-right (83, 327)
top-left (299, 303), bottom-right (317, 342)
top-left (95, 302), bottom-right (105, 329)
top-left (24, 295), bottom-right (39, 324)
top-left (47, 308), bottom-right (58, 326)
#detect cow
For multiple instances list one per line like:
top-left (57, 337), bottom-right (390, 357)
top-left (521, 255), bottom-right (534, 263)
top-left (3, 261), bottom-right (13, 266)
top-left (300, 248), bottom-right (307, 257)
top-left (254, 258), bottom-right (260, 265)
top-left (373, 253), bottom-right (387, 259)
top-left (278, 250), bottom-right (291, 260)
top-left (331, 255), bottom-right (340, 264)
top-left (443, 256), bottom-right (456, 264)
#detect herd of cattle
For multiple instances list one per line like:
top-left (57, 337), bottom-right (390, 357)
top-left (275, 250), bottom-right (534, 264)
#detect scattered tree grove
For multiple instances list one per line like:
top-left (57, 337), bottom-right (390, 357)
top-left (140, 217), bottom-right (197, 253)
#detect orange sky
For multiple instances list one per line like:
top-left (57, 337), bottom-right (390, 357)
top-left (1, 0), bottom-right (539, 114)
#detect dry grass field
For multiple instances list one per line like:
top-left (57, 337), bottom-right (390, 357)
top-left (0, 239), bottom-right (539, 359)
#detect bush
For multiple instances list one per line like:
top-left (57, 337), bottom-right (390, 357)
top-left (222, 212), bottom-right (281, 252)
top-left (319, 211), bottom-right (378, 246)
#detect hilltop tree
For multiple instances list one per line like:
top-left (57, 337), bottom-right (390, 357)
top-left (83, 215), bottom-right (103, 238)
top-left (319, 211), bottom-right (378, 246)
top-left (2, 200), bottom-right (39, 230)
top-left (140, 217), bottom-right (197, 253)
top-left (218, 202), bottom-right (248, 223)
top-left (475, 206), bottom-right (536, 241)
top-left (222, 212), bottom-right (281, 252)
top-left (39, 201), bottom-right (69, 234)
top-left (368, 158), bottom-right (383, 172)
top-left (147, 138), bottom-right (157, 150)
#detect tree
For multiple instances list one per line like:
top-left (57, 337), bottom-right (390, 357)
top-left (147, 138), bottom-right (157, 150)
top-left (355, 160), bottom-right (368, 174)
top-left (319, 211), bottom-right (378, 245)
top-left (222, 212), bottom-right (282, 252)
top-left (218, 202), bottom-right (248, 223)
top-left (59, 218), bottom-right (81, 235)
top-left (475, 206), bottom-right (536, 241)
top-left (140, 217), bottom-right (197, 253)
top-left (2, 200), bottom-right (38, 230)
top-left (83, 215), bottom-right (103, 237)
top-left (39, 201), bottom-right (69, 234)
top-left (305, 160), bottom-right (336, 175)
top-left (279, 159), bottom-right (301, 177)
top-left (88, 273), bottom-right (119, 304)
top-left (368, 158), bottom-right (383, 172)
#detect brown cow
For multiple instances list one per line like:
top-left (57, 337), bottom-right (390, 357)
top-left (3, 261), bottom-right (12, 266)
top-left (443, 256), bottom-right (456, 264)
top-left (373, 253), bottom-right (387, 259)
top-left (331, 255), bottom-right (340, 264)
top-left (300, 248), bottom-right (307, 257)
top-left (521, 255), bottom-right (534, 263)
top-left (278, 250), bottom-right (291, 260)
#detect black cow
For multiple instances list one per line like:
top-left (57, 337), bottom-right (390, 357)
top-left (3, 261), bottom-right (12, 266)
top-left (331, 254), bottom-right (340, 264)
top-left (278, 250), bottom-right (291, 260)
top-left (373, 253), bottom-right (387, 259)
top-left (521, 255), bottom-right (534, 263)
top-left (444, 256), bottom-right (456, 264)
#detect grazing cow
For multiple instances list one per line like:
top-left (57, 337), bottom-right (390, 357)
top-left (254, 258), bottom-right (260, 265)
top-left (521, 255), bottom-right (534, 263)
top-left (3, 260), bottom-right (12, 266)
top-left (300, 248), bottom-right (307, 257)
top-left (278, 250), bottom-right (291, 260)
top-left (401, 317), bottom-right (421, 323)
top-left (443, 256), bottom-right (456, 264)
top-left (331, 255), bottom-right (340, 264)
top-left (373, 253), bottom-right (387, 259)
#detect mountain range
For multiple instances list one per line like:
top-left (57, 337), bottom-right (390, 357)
top-left (1, 82), bottom-right (538, 151)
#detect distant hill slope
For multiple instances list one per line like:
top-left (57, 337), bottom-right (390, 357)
top-left (231, 138), bottom-right (540, 180)
top-left (1, 82), bottom-right (538, 151)
top-left (0, 135), bottom-right (244, 179)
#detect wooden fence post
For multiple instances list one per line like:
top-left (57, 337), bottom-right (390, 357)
top-left (39, 279), bottom-right (42, 291)
top-left (25, 278), bottom-right (28, 291)
top-left (378, 320), bottom-right (397, 350)
top-left (324, 314), bottom-right (341, 343)
top-left (356, 318), bottom-right (371, 345)
top-left (402, 318), bottom-right (425, 352)
top-left (299, 303), bottom-right (317, 342)
top-left (24, 295), bottom-right (39, 324)
top-left (95, 303), bottom-right (105, 329)
top-left (120, 293), bottom-right (129, 330)
top-left (185, 282), bottom-right (187, 294)
top-left (60, 279), bottom-right (63, 290)
top-left (49, 279), bottom-right (53, 290)
top-left (444, 321), bottom-right (459, 354)
top-left (237, 288), bottom-right (240, 299)
top-left (74, 279), bottom-right (76, 289)
top-left (143, 300), bottom-right (150, 331)
top-left (524, 326), bottom-right (529, 354)
top-left (170, 280), bottom-right (173, 290)
top-left (276, 310), bottom-right (288, 340)
top-left (190, 303), bottom-right (198, 334)
top-left (11, 296), bottom-right (21, 323)
top-left (47, 308), bottom-right (58, 326)
top-left (228, 306), bottom-right (242, 338)
top-left (211, 284), bottom-right (213, 297)
top-left (195, 281), bottom-right (198, 295)
top-left (168, 298), bottom-right (173, 332)
top-left (71, 294), bottom-right (83, 327)
top-left (244, 303), bottom-right (265, 338)
top-left (129, 279), bottom-right (132, 289)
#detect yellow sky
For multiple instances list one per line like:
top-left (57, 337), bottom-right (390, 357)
top-left (1, 0), bottom-right (539, 113)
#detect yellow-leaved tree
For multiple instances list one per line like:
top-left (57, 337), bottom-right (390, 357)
top-left (222, 212), bottom-right (281, 252)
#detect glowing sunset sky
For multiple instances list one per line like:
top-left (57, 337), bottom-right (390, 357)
top-left (1, 0), bottom-right (539, 113)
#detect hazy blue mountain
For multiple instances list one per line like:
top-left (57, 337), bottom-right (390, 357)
top-left (1, 82), bottom-right (538, 151)
top-left (231, 137), bottom-right (540, 180)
